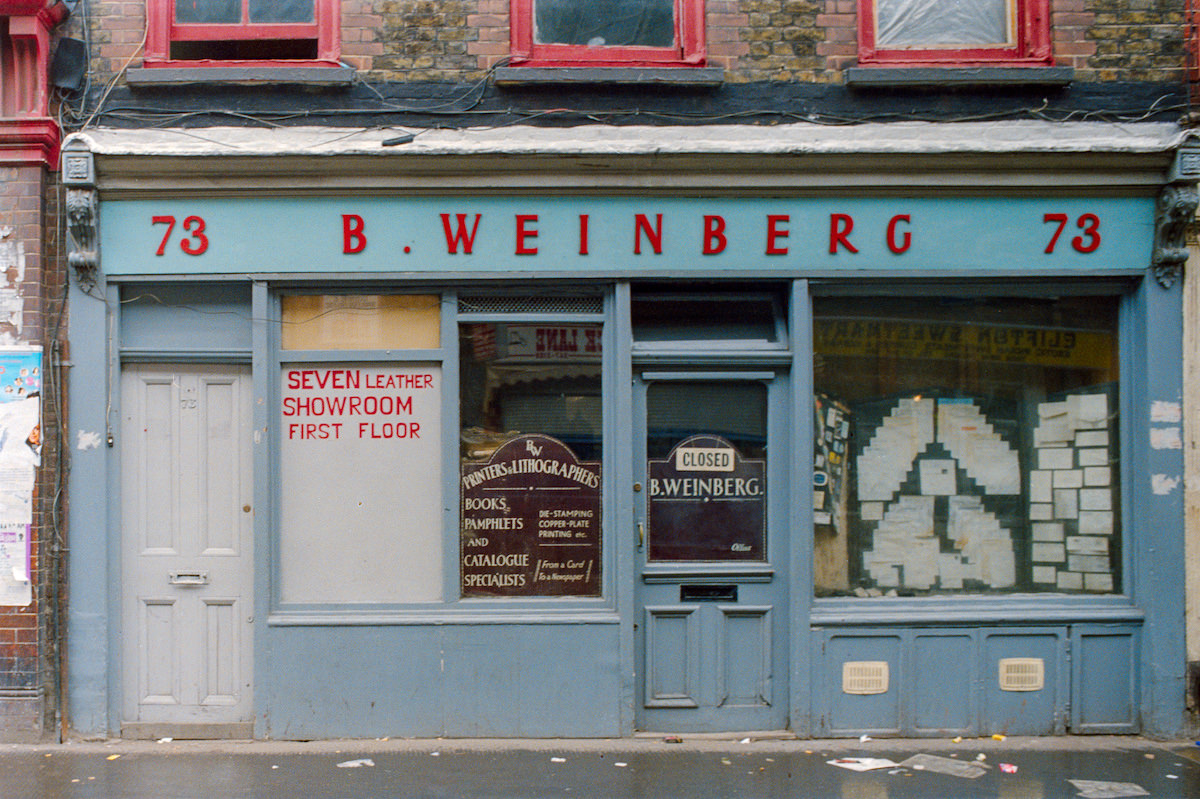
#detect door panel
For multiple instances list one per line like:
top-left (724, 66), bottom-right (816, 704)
top-left (121, 365), bottom-right (253, 734)
top-left (635, 372), bottom-right (788, 732)
top-left (644, 606), bottom-right (700, 707)
top-left (140, 599), bottom-right (177, 703)
top-left (719, 607), bottom-right (772, 707)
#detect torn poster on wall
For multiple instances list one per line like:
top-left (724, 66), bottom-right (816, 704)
top-left (0, 229), bottom-right (27, 342)
top-left (0, 347), bottom-right (40, 606)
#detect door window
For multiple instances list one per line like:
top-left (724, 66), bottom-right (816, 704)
top-left (645, 381), bottom-right (767, 561)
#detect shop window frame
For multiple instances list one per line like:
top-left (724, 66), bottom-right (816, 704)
top-left (509, 0), bottom-right (707, 68)
top-left (454, 289), bottom-right (615, 609)
top-left (805, 279), bottom-right (1143, 623)
top-left (143, 0), bottom-right (342, 68)
top-left (270, 290), bottom-right (451, 615)
top-left (265, 287), bottom-right (621, 624)
top-left (856, 0), bottom-right (1053, 68)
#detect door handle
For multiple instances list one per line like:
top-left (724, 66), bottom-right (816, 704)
top-left (169, 571), bottom-right (209, 586)
top-left (637, 522), bottom-right (645, 551)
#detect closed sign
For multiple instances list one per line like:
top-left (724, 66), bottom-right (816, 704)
top-left (675, 447), bottom-right (734, 472)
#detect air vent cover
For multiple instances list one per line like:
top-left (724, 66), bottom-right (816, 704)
top-left (842, 661), bottom-right (889, 695)
top-left (998, 658), bottom-right (1045, 691)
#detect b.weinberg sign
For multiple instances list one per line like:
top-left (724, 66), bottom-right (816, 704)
top-left (101, 196), bottom-right (1153, 275)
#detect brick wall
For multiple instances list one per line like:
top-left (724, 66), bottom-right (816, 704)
top-left (1088, 0), bottom-right (1185, 82)
top-left (0, 163), bottom-right (57, 743)
top-left (72, 0), bottom-right (1186, 86)
top-left (36, 168), bottom-right (66, 743)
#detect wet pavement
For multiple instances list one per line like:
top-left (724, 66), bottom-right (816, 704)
top-left (0, 735), bottom-right (1198, 798)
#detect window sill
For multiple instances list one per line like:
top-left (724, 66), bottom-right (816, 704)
top-left (494, 66), bottom-right (724, 88)
top-left (268, 609), bottom-right (621, 626)
top-left (810, 594), bottom-right (1142, 626)
top-left (126, 65), bottom-right (356, 88)
top-left (845, 66), bottom-right (1073, 88)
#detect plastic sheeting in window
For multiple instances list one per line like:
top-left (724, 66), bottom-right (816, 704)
top-left (535, 0), bottom-right (675, 48)
top-left (876, 0), bottom-right (1010, 48)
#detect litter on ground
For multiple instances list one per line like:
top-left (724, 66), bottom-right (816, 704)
top-left (1066, 779), bottom-right (1150, 799)
top-left (899, 753), bottom-right (987, 779)
top-left (826, 758), bottom-right (900, 772)
top-left (336, 759), bottom-right (375, 768)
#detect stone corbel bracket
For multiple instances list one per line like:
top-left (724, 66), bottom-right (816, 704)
top-left (1153, 144), bottom-right (1200, 289)
top-left (61, 146), bottom-right (98, 289)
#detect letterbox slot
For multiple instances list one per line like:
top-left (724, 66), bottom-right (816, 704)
top-left (680, 584), bottom-right (737, 602)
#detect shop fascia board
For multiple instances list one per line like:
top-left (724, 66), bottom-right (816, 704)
top-left (66, 121), bottom-right (1185, 196)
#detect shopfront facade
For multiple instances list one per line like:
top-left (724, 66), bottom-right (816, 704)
top-left (63, 122), bottom-right (1192, 739)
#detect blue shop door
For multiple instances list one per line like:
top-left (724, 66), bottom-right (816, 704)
top-left (634, 372), bottom-right (789, 732)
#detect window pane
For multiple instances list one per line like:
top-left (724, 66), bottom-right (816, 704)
top-left (876, 0), bottom-right (1010, 47)
top-left (813, 295), bottom-right (1120, 596)
top-left (249, 0), bottom-right (314, 24)
top-left (647, 381), bottom-right (767, 561)
top-left (460, 323), bottom-right (602, 598)
top-left (281, 295), bottom-right (440, 350)
top-left (176, 0), bottom-right (241, 24)
top-left (535, 0), bottom-right (675, 47)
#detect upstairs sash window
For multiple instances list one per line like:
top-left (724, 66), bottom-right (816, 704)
top-left (145, 0), bottom-right (340, 67)
top-left (858, 0), bottom-right (1052, 67)
top-left (511, 0), bottom-right (706, 67)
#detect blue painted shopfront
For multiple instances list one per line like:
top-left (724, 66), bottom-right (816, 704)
top-left (67, 187), bottom-right (1185, 739)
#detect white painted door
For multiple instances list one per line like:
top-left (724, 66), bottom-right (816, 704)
top-left (121, 364), bottom-right (253, 734)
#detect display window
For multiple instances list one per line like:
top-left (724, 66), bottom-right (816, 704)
top-left (813, 294), bottom-right (1120, 596)
top-left (459, 319), bottom-right (603, 598)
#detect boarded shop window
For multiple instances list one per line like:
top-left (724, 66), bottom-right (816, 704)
top-left (277, 293), bottom-right (443, 604)
top-left (857, 0), bottom-right (1053, 67)
top-left (281, 295), bottom-right (440, 351)
top-left (510, 0), bottom-right (706, 66)
top-left (278, 362), bottom-right (443, 603)
top-left (459, 322), bottom-right (603, 598)
top-left (812, 295), bottom-right (1120, 596)
top-left (144, 0), bottom-right (341, 66)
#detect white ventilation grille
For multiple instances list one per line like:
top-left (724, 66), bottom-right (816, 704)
top-left (998, 658), bottom-right (1045, 691)
top-left (842, 661), bottom-right (889, 695)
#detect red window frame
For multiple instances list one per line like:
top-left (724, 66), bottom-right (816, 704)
top-left (510, 0), bottom-right (706, 67)
top-left (857, 0), bottom-right (1052, 67)
top-left (144, 0), bottom-right (341, 68)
